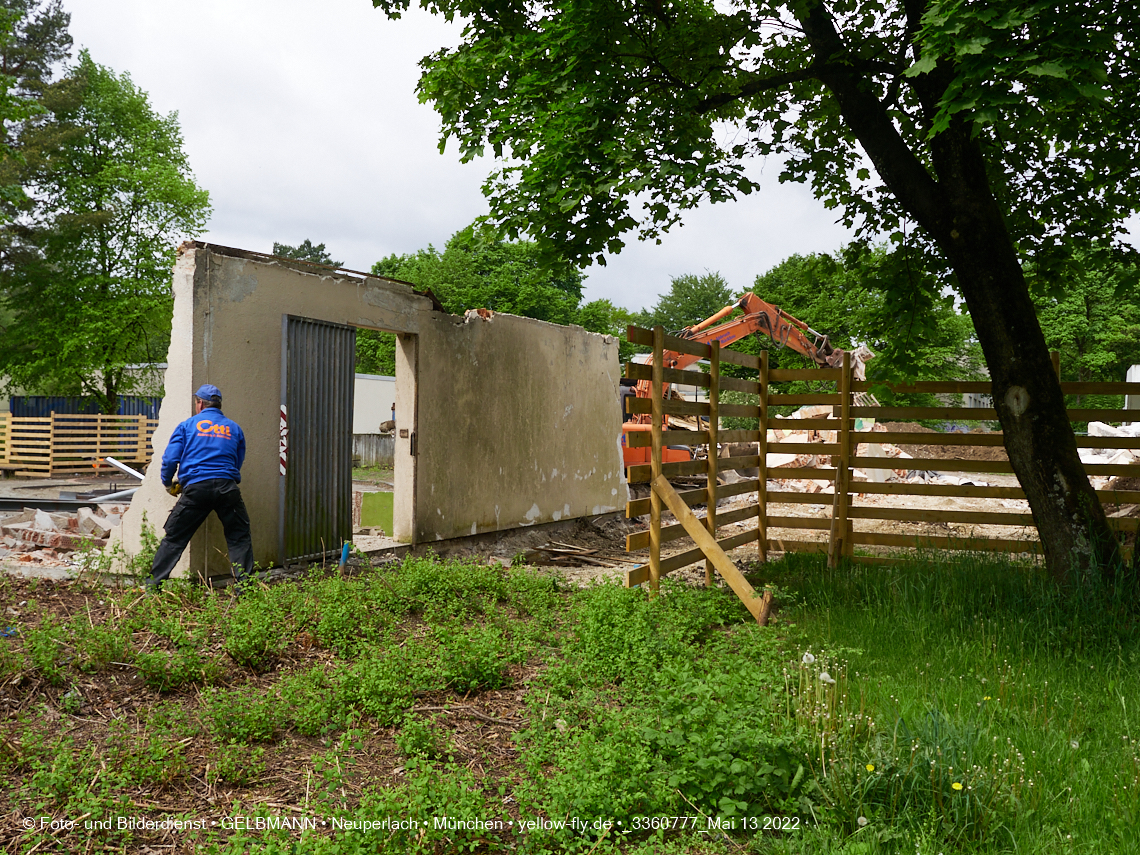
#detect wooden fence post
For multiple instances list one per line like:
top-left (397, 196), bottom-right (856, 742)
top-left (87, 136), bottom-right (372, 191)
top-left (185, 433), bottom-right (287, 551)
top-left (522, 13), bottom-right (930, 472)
top-left (758, 350), bottom-right (769, 563)
top-left (705, 341), bottom-right (720, 587)
top-left (828, 352), bottom-right (853, 567)
top-left (650, 325), bottom-right (665, 594)
top-left (1051, 350), bottom-right (1061, 378)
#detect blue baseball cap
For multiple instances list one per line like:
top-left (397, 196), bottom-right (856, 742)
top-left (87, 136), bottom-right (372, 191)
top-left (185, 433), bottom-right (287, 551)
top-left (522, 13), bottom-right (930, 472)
top-left (195, 384), bottom-right (222, 401)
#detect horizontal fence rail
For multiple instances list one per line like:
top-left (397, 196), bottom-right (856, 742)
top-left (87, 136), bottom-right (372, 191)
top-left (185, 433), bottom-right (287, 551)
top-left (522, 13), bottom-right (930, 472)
top-left (0, 412), bottom-right (157, 477)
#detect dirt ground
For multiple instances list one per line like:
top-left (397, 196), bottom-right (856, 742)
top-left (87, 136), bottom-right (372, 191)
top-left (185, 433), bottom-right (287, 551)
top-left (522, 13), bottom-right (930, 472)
top-left (878, 421), bottom-right (1009, 462)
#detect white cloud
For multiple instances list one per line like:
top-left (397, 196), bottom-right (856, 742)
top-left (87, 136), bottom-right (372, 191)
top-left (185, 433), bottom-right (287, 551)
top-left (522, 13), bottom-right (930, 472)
top-left (68, 0), bottom-right (1135, 315)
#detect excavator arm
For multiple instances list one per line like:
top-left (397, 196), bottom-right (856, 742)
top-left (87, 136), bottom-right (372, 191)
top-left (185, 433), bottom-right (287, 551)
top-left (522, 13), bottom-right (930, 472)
top-left (630, 294), bottom-right (848, 419)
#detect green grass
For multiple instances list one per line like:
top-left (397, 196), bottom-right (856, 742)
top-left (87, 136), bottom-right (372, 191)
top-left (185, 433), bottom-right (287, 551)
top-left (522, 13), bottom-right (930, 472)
top-left (4, 551), bottom-right (1140, 853)
top-left (360, 490), bottom-right (394, 533)
top-left (757, 551), bottom-right (1140, 854)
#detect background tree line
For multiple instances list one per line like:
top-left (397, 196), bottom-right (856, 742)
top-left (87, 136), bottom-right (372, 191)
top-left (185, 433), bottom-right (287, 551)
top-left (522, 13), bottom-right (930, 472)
top-left (0, 0), bottom-right (209, 414)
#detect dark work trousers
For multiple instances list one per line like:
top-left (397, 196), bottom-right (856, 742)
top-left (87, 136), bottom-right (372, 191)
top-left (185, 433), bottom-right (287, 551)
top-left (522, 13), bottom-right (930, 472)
top-left (150, 479), bottom-right (254, 587)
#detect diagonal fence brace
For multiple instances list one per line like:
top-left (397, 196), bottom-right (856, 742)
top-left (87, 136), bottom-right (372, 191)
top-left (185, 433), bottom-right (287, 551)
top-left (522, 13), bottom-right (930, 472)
top-left (652, 475), bottom-right (773, 625)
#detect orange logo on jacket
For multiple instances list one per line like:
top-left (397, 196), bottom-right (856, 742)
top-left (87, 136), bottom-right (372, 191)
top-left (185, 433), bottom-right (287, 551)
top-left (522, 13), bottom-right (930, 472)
top-left (196, 419), bottom-right (232, 439)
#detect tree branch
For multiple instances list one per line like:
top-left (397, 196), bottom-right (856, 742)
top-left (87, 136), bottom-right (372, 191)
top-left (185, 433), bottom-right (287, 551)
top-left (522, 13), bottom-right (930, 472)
top-left (797, 0), bottom-right (950, 239)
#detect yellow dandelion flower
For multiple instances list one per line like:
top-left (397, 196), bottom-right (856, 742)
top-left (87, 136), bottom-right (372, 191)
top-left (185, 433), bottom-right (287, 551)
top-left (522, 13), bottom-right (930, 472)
top-left (866, 763), bottom-right (875, 772)
top-left (984, 696), bottom-right (992, 701)
top-left (952, 782), bottom-right (964, 791)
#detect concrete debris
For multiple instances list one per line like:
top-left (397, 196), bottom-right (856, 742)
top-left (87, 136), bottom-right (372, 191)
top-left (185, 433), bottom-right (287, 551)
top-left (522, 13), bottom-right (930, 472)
top-left (1079, 444), bottom-right (1139, 467)
top-left (77, 507), bottom-right (112, 538)
top-left (1088, 421), bottom-right (1140, 438)
top-left (0, 505), bottom-right (121, 564)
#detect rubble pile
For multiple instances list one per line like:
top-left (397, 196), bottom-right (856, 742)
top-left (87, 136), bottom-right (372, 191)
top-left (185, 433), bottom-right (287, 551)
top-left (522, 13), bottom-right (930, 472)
top-left (0, 505), bottom-right (125, 565)
top-left (1083, 422), bottom-right (1140, 489)
top-left (721, 406), bottom-right (998, 493)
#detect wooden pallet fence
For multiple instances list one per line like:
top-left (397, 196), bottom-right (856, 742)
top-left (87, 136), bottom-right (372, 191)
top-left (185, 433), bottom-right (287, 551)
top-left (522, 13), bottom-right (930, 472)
top-left (0, 412), bottom-right (158, 477)
top-left (623, 325), bottom-right (771, 622)
top-left (0, 413), bottom-right (10, 470)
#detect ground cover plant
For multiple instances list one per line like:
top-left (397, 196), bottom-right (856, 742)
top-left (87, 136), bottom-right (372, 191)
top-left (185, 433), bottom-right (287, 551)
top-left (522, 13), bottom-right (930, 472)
top-left (0, 551), bottom-right (1138, 853)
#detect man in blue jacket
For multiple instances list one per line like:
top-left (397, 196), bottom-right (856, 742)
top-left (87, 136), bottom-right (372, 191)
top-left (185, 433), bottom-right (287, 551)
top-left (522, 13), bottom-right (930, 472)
top-left (149, 384), bottom-right (254, 590)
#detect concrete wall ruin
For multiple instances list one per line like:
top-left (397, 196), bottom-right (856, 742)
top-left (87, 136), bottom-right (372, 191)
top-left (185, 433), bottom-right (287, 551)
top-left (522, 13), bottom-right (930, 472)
top-left (115, 243), bottom-right (627, 579)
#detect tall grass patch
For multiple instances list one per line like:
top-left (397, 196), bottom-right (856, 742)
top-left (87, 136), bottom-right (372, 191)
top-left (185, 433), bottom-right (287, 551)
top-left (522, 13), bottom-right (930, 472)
top-left (763, 551), bottom-right (1140, 851)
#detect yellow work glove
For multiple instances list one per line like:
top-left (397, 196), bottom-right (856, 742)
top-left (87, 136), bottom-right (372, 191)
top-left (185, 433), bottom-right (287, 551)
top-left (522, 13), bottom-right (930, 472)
top-left (166, 480), bottom-right (182, 497)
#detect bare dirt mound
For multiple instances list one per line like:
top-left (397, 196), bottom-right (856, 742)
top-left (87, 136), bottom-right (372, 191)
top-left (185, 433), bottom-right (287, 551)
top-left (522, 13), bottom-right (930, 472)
top-left (879, 421), bottom-right (1008, 463)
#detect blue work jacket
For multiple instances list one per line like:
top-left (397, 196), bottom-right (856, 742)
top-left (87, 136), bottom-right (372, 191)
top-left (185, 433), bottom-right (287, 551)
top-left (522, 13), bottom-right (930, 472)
top-left (160, 407), bottom-right (246, 486)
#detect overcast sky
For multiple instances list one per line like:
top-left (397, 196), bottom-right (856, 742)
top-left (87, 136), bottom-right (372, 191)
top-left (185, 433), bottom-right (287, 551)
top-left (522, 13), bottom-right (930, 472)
top-left (65, 0), bottom-right (1135, 315)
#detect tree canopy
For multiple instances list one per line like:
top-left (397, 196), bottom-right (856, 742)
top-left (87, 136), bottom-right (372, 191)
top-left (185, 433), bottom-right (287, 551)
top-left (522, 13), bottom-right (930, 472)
top-left (360, 221), bottom-right (622, 374)
top-left (0, 50), bottom-right (209, 413)
top-left (373, 0), bottom-right (1140, 581)
top-left (272, 238), bottom-right (342, 269)
top-left (636, 271), bottom-right (734, 333)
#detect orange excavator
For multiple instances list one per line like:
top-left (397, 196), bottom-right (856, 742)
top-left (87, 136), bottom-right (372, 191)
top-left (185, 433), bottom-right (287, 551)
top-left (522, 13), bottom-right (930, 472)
top-left (621, 293), bottom-right (858, 466)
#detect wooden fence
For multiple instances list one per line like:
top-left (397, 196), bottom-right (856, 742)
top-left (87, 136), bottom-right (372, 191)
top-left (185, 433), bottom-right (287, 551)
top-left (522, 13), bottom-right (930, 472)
top-left (0, 412), bottom-right (157, 478)
top-left (623, 324), bottom-right (1140, 584)
top-left (621, 325), bottom-right (774, 621)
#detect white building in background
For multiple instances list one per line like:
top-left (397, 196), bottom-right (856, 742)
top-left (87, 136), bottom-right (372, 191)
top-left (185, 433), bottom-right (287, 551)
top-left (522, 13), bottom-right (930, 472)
top-left (354, 373), bottom-right (396, 434)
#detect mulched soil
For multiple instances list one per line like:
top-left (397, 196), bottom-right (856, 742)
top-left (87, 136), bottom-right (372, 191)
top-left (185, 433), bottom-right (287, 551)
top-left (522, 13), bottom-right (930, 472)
top-left (0, 575), bottom-right (545, 853)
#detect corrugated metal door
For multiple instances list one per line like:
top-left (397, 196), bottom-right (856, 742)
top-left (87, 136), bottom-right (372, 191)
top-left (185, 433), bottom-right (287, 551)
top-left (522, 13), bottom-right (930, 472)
top-left (280, 316), bottom-right (356, 563)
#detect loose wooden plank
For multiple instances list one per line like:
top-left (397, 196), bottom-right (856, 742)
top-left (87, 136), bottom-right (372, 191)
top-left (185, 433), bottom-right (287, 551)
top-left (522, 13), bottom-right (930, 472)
top-left (653, 476), bottom-right (767, 621)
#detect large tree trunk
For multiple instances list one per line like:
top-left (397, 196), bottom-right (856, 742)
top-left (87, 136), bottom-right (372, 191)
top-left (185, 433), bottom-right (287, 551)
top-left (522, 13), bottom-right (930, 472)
top-left (934, 160), bottom-right (1122, 584)
top-left (798, 0), bottom-right (1123, 585)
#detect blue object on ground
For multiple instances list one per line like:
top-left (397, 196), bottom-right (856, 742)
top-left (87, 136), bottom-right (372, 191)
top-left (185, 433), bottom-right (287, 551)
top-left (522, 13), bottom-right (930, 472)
top-left (339, 542), bottom-right (351, 570)
top-left (1, 627), bottom-right (18, 638)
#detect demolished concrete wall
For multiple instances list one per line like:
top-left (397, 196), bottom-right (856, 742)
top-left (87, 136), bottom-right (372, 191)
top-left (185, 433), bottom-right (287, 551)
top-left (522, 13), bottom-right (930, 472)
top-left (417, 309), bottom-right (626, 541)
top-left (115, 243), bottom-right (626, 579)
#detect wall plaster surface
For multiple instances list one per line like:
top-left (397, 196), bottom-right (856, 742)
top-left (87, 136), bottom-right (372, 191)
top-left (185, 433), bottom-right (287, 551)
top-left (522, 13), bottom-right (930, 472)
top-left (114, 243), bottom-right (627, 579)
